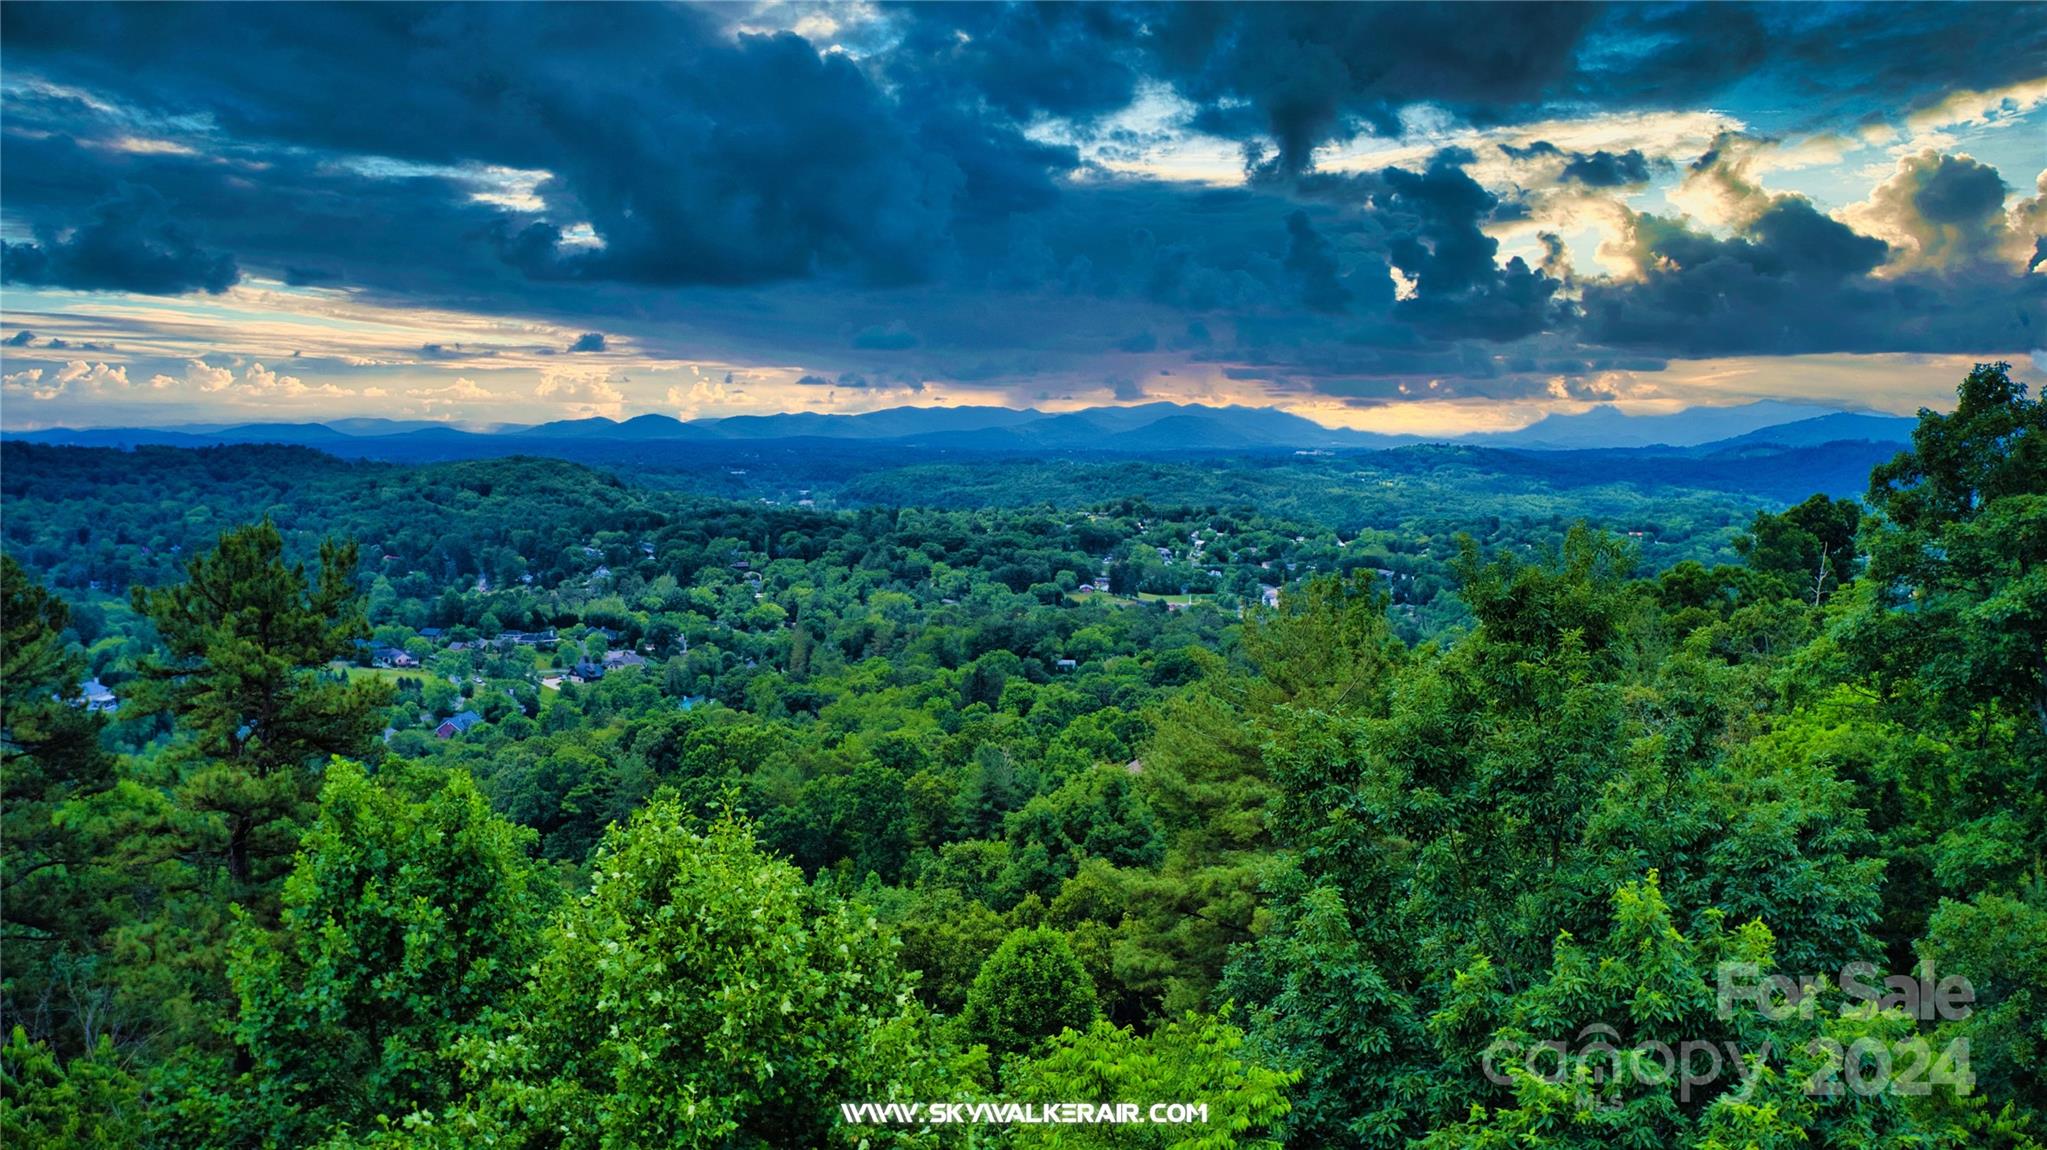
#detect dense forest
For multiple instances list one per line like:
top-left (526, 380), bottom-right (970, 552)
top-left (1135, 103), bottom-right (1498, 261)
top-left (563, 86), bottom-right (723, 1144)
top-left (2, 364), bottom-right (2043, 1148)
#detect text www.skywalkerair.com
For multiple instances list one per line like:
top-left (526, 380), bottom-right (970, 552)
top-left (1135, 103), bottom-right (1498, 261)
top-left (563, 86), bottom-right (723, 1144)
top-left (840, 1102), bottom-right (1210, 1125)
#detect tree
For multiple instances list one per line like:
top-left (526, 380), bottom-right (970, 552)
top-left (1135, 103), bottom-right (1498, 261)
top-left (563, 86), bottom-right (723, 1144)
top-left (0, 1026), bottom-right (143, 1150)
top-left (0, 557), bottom-right (124, 1055)
top-left (130, 521), bottom-right (391, 888)
top-left (1419, 875), bottom-right (1943, 1150)
top-left (963, 926), bottom-right (1100, 1061)
top-left (1839, 362), bottom-right (2047, 931)
top-left (1736, 493), bottom-right (1862, 605)
top-left (419, 801), bottom-right (965, 1148)
top-left (1856, 361), bottom-right (2046, 738)
top-left (1, 560), bottom-right (118, 930)
top-left (221, 761), bottom-right (548, 1145)
top-left (1006, 1010), bottom-right (1295, 1150)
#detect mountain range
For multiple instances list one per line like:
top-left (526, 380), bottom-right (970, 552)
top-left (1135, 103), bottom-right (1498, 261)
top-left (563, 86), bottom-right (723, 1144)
top-left (4, 399), bottom-right (1918, 455)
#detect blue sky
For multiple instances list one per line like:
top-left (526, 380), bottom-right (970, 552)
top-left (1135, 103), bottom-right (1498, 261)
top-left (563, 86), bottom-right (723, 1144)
top-left (1, 1), bottom-right (2042, 433)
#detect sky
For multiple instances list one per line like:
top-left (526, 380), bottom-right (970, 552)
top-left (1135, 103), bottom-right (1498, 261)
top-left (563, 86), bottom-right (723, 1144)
top-left (1, 1), bottom-right (2043, 435)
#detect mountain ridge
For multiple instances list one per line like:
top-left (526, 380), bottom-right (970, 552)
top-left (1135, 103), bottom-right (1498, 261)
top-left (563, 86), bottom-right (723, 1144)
top-left (5, 399), bottom-right (1917, 455)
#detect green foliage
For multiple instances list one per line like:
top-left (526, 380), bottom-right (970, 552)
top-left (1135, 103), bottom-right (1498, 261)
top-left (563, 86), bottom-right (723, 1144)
top-left (221, 760), bottom-right (547, 1144)
top-left (1855, 360), bottom-right (2046, 742)
top-left (1736, 493), bottom-right (1862, 605)
top-left (0, 1026), bottom-right (145, 1149)
top-left (423, 800), bottom-right (966, 1148)
top-left (1006, 1010), bottom-right (1295, 1149)
top-left (1, 365), bottom-right (2042, 1147)
top-left (964, 926), bottom-right (1101, 1061)
top-left (130, 521), bottom-right (391, 890)
top-left (1, 556), bottom-right (123, 1050)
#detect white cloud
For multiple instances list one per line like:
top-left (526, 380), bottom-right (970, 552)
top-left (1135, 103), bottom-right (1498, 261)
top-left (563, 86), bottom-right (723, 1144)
top-left (1904, 77), bottom-right (2047, 141)
top-left (243, 362), bottom-right (299, 392)
top-left (187, 358), bottom-right (237, 391)
top-left (2, 368), bottom-right (60, 400)
top-left (667, 375), bottom-right (734, 417)
top-left (1839, 149), bottom-right (2036, 276)
top-left (53, 360), bottom-right (130, 388)
top-left (407, 376), bottom-right (498, 407)
top-left (535, 371), bottom-right (624, 416)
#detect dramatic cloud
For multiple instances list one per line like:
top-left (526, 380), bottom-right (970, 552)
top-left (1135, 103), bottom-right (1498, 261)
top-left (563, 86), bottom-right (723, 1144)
top-left (534, 371), bottom-right (625, 417)
top-left (0, 1), bottom-right (2041, 430)
top-left (408, 376), bottom-right (497, 407)
top-left (2, 184), bottom-right (238, 294)
top-left (1841, 150), bottom-right (2022, 274)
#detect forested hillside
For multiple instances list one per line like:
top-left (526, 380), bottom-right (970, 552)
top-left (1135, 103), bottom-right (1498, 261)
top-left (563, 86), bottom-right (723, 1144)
top-left (3, 364), bottom-right (2043, 1149)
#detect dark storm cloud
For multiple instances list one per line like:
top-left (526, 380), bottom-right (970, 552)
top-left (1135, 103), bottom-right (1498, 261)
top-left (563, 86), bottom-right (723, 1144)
top-left (1908, 154), bottom-right (2009, 226)
top-left (1142, 3), bottom-right (1596, 174)
top-left (1283, 211), bottom-right (1352, 314)
top-left (568, 332), bottom-right (607, 353)
top-left (0, 2), bottom-right (1077, 290)
top-left (852, 322), bottom-right (919, 351)
top-left (1582, 198), bottom-right (2040, 357)
top-left (5, 331), bottom-right (35, 347)
top-left (1561, 150), bottom-right (1653, 188)
top-left (1066, 3), bottom-right (2047, 178)
top-left (1, 184), bottom-right (238, 294)
top-left (283, 267), bottom-right (341, 287)
top-left (1367, 152), bottom-right (1570, 341)
top-left (0, 0), bottom-right (2039, 411)
top-left (885, 2), bottom-right (1149, 123)
top-left (1499, 143), bottom-right (1657, 188)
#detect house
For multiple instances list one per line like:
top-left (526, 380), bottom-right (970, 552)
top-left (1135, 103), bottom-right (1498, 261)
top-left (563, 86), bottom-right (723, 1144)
top-left (418, 627), bottom-right (444, 639)
top-left (1261, 586), bottom-right (1281, 608)
top-left (573, 661), bottom-right (605, 681)
top-left (497, 629), bottom-right (558, 647)
top-left (602, 649), bottom-right (648, 670)
top-left (372, 646), bottom-right (417, 668)
top-left (1054, 658), bottom-right (1079, 671)
top-left (80, 678), bottom-right (118, 713)
top-left (434, 710), bottom-right (483, 738)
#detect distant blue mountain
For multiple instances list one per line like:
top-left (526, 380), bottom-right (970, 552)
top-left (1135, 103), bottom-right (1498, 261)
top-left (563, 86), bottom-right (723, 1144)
top-left (1698, 411), bottom-right (1915, 451)
top-left (4, 399), bottom-right (1919, 457)
top-left (1480, 401), bottom-right (1854, 449)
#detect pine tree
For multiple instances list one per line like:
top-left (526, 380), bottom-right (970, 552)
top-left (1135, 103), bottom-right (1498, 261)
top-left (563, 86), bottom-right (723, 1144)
top-left (130, 521), bottom-right (390, 890)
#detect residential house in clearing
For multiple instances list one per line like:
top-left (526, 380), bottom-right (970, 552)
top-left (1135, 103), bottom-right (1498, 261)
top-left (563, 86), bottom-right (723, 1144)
top-left (496, 629), bottom-right (558, 648)
top-left (80, 678), bottom-right (118, 713)
top-left (372, 646), bottom-right (418, 668)
top-left (434, 710), bottom-right (483, 739)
